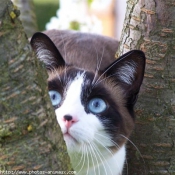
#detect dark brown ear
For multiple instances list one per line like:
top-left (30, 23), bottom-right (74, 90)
top-left (103, 50), bottom-right (146, 106)
top-left (30, 32), bottom-right (65, 71)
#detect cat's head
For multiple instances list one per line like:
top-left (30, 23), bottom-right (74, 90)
top-left (30, 32), bottom-right (146, 155)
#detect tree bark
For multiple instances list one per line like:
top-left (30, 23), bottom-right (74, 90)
top-left (117, 0), bottom-right (175, 174)
top-left (0, 0), bottom-right (71, 172)
top-left (12, 0), bottom-right (38, 37)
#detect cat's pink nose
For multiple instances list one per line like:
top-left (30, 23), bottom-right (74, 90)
top-left (63, 115), bottom-right (78, 128)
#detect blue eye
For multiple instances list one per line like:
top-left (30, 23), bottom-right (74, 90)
top-left (48, 90), bottom-right (61, 107)
top-left (88, 98), bottom-right (107, 114)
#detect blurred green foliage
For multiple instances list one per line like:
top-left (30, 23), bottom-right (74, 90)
top-left (69, 21), bottom-right (80, 31)
top-left (87, 0), bottom-right (94, 6)
top-left (33, 0), bottom-right (59, 31)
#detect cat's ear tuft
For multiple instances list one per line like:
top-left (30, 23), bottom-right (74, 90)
top-left (30, 32), bottom-right (65, 71)
top-left (103, 50), bottom-right (146, 105)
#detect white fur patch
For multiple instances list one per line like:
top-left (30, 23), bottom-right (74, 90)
top-left (118, 61), bottom-right (137, 85)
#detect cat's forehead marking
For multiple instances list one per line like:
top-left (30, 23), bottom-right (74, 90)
top-left (65, 72), bottom-right (85, 99)
top-left (60, 71), bottom-right (85, 111)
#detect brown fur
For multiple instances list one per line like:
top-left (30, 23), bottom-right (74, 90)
top-left (43, 30), bottom-right (119, 72)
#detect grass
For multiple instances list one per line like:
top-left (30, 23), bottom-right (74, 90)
top-left (33, 0), bottom-right (60, 31)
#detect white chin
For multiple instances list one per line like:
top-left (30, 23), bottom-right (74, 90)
top-left (63, 133), bottom-right (75, 142)
top-left (63, 134), bottom-right (80, 152)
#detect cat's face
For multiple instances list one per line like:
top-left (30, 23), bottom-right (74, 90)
top-left (30, 31), bottom-right (146, 173)
top-left (47, 67), bottom-right (129, 153)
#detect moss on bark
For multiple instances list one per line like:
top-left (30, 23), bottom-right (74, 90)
top-left (0, 0), bottom-right (71, 172)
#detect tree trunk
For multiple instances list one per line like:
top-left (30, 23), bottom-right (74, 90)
top-left (117, 0), bottom-right (175, 174)
top-left (12, 0), bottom-right (38, 37)
top-left (0, 0), bottom-right (71, 172)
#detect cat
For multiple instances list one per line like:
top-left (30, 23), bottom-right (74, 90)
top-left (30, 29), bottom-right (146, 175)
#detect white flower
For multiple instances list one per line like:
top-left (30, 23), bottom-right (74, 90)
top-left (45, 0), bottom-right (102, 34)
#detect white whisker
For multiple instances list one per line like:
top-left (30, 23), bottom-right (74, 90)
top-left (86, 144), bottom-right (90, 175)
top-left (120, 134), bottom-right (145, 165)
top-left (55, 70), bottom-right (61, 82)
top-left (94, 137), bottom-right (114, 156)
top-left (94, 133), bottom-right (130, 175)
top-left (63, 66), bottom-right (68, 85)
top-left (87, 141), bottom-right (96, 175)
top-left (93, 72), bottom-right (118, 86)
top-left (91, 142), bottom-right (108, 175)
top-left (52, 69), bottom-right (64, 87)
top-left (95, 132), bottom-right (120, 149)
top-left (92, 45), bottom-right (105, 85)
top-left (76, 143), bottom-right (86, 175)
top-left (93, 60), bottom-right (118, 87)
top-left (93, 137), bottom-right (117, 175)
top-left (74, 145), bottom-right (84, 169)
top-left (93, 52), bottom-right (133, 86)
top-left (89, 142), bottom-right (100, 175)
top-left (60, 33), bottom-right (69, 87)
top-left (92, 46), bottom-right (99, 85)
top-left (60, 33), bottom-right (67, 61)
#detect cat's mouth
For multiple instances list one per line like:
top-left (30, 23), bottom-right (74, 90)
top-left (63, 132), bottom-right (79, 143)
top-left (64, 132), bottom-right (72, 137)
